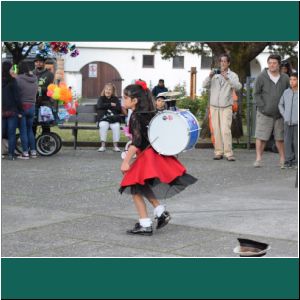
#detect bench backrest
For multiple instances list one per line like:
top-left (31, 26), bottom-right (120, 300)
top-left (68, 105), bottom-right (97, 123)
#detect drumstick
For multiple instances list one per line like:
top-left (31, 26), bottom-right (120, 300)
top-left (149, 136), bottom-right (159, 145)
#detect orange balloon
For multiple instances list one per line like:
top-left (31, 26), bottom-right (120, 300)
top-left (47, 84), bottom-right (56, 91)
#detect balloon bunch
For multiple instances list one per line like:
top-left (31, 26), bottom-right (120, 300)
top-left (64, 99), bottom-right (79, 115)
top-left (47, 83), bottom-right (78, 115)
top-left (38, 42), bottom-right (79, 58)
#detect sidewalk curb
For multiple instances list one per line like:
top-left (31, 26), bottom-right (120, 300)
top-left (61, 141), bottom-right (256, 149)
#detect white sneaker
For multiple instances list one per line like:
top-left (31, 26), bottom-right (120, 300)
top-left (98, 146), bottom-right (106, 152)
top-left (113, 146), bottom-right (121, 152)
top-left (30, 151), bottom-right (38, 158)
top-left (253, 160), bottom-right (262, 168)
top-left (18, 152), bottom-right (30, 160)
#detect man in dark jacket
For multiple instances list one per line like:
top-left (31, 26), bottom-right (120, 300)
top-left (32, 54), bottom-right (54, 133)
top-left (152, 79), bottom-right (168, 98)
top-left (253, 54), bottom-right (290, 168)
top-left (2, 61), bottom-right (23, 160)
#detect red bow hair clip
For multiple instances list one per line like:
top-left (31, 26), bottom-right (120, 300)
top-left (135, 80), bottom-right (147, 91)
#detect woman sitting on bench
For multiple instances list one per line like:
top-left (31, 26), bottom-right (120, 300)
top-left (96, 83), bottom-right (122, 152)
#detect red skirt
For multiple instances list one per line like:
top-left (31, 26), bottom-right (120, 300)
top-left (120, 147), bottom-right (197, 199)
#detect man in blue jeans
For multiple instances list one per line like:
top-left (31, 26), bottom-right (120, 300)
top-left (16, 61), bottom-right (39, 159)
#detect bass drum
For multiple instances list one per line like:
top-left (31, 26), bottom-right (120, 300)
top-left (148, 110), bottom-right (200, 156)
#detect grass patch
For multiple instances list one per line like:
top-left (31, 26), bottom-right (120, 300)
top-left (45, 122), bottom-right (254, 144)
top-left (50, 124), bottom-right (128, 143)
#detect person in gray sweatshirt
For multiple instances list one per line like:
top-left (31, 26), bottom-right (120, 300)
top-left (253, 54), bottom-right (290, 168)
top-left (278, 72), bottom-right (298, 168)
top-left (16, 61), bottom-right (38, 159)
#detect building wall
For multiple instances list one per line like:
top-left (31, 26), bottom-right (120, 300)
top-left (63, 42), bottom-right (272, 99)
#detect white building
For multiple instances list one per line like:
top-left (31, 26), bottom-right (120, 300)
top-left (63, 42), bottom-right (272, 100)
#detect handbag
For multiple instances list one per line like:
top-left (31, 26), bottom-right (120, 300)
top-left (100, 110), bottom-right (121, 123)
top-left (38, 106), bottom-right (55, 123)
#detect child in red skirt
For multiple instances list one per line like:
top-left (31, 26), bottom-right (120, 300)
top-left (120, 81), bottom-right (197, 236)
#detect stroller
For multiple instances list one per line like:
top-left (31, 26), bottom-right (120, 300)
top-left (15, 105), bottom-right (63, 156)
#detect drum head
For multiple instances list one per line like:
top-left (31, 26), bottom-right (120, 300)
top-left (148, 111), bottom-right (189, 156)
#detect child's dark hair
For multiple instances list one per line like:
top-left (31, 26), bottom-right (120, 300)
top-left (281, 60), bottom-right (293, 77)
top-left (123, 84), bottom-right (155, 113)
top-left (2, 61), bottom-right (13, 85)
top-left (18, 61), bottom-right (31, 76)
top-left (290, 72), bottom-right (298, 79)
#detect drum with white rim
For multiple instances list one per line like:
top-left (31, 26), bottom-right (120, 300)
top-left (148, 110), bottom-right (200, 156)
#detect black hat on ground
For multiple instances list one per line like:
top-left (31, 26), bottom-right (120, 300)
top-left (34, 54), bottom-right (47, 62)
top-left (234, 238), bottom-right (271, 257)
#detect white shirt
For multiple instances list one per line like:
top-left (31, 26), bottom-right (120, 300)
top-left (267, 70), bottom-right (280, 84)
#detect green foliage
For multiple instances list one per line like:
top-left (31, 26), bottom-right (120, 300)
top-left (151, 42), bottom-right (209, 59)
top-left (3, 42), bottom-right (42, 64)
top-left (173, 82), bottom-right (187, 95)
top-left (198, 91), bottom-right (209, 119)
top-left (176, 91), bottom-right (208, 119)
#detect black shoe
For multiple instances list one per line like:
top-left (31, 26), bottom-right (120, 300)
top-left (213, 155), bottom-right (223, 160)
top-left (285, 161), bottom-right (293, 168)
top-left (156, 211), bottom-right (171, 229)
top-left (127, 223), bottom-right (153, 236)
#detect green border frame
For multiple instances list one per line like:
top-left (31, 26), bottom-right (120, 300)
top-left (1, 1), bottom-right (299, 299)
top-left (1, 1), bottom-right (299, 41)
top-left (2, 258), bottom-right (299, 299)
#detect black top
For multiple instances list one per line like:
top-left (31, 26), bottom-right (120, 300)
top-left (152, 85), bottom-right (168, 97)
top-left (2, 79), bottom-right (23, 114)
top-left (33, 68), bottom-right (54, 106)
top-left (129, 111), bottom-right (155, 150)
top-left (96, 96), bottom-right (122, 122)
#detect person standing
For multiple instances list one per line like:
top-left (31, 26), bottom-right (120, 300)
top-left (278, 72), bottom-right (298, 168)
top-left (253, 54), bottom-right (290, 168)
top-left (32, 54), bottom-right (54, 134)
top-left (2, 61), bottom-right (23, 160)
top-left (152, 79), bottom-right (168, 98)
top-left (280, 60), bottom-right (293, 77)
top-left (16, 61), bottom-right (39, 159)
top-left (202, 53), bottom-right (242, 161)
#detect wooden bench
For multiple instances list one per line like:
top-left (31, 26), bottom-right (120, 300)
top-left (58, 104), bottom-right (124, 149)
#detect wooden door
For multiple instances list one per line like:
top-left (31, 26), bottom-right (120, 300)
top-left (81, 62), bottom-right (122, 99)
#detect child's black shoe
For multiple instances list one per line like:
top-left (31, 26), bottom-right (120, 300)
top-left (156, 211), bottom-right (171, 229)
top-left (127, 223), bottom-right (153, 236)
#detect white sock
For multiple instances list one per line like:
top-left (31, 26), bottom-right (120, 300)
top-left (154, 205), bottom-right (166, 218)
top-left (139, 218), bottom-right (152, 228)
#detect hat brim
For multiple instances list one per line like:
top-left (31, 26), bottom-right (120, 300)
top-left (233, 246), bottom-right (271, 257)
